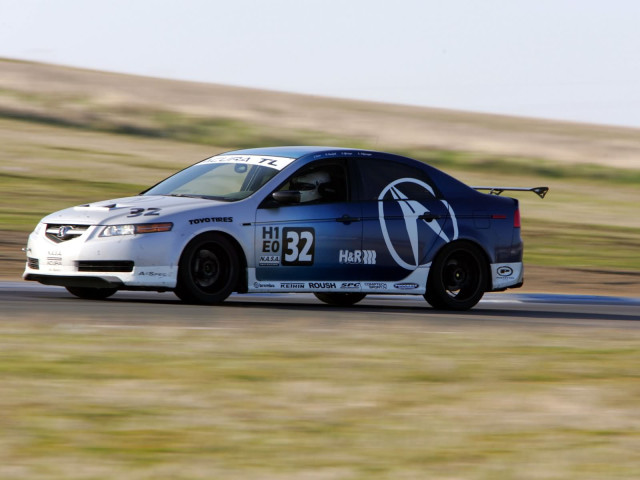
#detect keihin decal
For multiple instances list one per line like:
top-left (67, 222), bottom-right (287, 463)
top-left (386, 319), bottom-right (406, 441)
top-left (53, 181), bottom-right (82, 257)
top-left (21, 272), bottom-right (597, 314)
top-left (378, 178), bottom-right (458, 270)
top-left (338, 249), bottom-right (376, 265)
top-left (199, 155), bottom-right (295, 171)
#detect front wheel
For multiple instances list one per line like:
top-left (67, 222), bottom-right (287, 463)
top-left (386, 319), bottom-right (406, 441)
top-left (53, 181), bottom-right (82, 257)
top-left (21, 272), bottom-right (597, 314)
top-left (424, 242), bottom-right (487, 311)
top-left (314, 292), bottom-right (366, 306)
top-left (65, 286), bottom-right (117, 300)
top-left (174, 233), bottom-right (240, 304)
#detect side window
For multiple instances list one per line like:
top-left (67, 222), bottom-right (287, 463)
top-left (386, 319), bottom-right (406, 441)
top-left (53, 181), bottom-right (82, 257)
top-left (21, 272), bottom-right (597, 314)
top-left (276, 160), bottom-right (349, 204)
top-left (355, 158), bottom-right (438, 200)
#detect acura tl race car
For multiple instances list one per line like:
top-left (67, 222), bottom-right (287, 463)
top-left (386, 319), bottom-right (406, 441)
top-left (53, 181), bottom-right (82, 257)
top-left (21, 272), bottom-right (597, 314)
top-left (23, 146), bottom-right (547, 310)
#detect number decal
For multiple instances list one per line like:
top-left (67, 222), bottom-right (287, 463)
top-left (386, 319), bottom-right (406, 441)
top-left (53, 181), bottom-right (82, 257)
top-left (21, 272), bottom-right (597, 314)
top-left (128, 207), bottom-right (161, 217)
top-left (282, 228), bottom-right (315, 266)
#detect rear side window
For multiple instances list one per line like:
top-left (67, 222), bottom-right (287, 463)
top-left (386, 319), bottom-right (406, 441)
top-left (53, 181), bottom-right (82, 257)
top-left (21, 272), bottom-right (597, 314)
top-left (355, 158), bottom-right (438, 200)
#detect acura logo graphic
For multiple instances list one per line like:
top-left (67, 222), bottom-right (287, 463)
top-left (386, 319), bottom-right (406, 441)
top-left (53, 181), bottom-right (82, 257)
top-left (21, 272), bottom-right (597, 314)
top-left (57, 226), bottom-right (72, 238)
top-left (378, 178), bottom-right (458, 270)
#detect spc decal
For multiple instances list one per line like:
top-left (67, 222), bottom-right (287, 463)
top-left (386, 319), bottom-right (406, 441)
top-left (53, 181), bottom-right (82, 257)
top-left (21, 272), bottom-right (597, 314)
top-left (282, 227), bottom-right (315, 266)
top-left (338, 249), bottom-right (376, 265)
top-left (378, 178), bottom-right (458, 270)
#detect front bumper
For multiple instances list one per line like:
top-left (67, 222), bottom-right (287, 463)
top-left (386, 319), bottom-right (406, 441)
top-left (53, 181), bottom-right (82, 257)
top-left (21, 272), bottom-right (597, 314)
top-left (23, 224), bottom-right (179, 289)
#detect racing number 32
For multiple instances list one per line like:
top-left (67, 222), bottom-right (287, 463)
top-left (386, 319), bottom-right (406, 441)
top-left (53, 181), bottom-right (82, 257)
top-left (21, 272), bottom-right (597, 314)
top-left (282, 227), bottom-right (315, 266)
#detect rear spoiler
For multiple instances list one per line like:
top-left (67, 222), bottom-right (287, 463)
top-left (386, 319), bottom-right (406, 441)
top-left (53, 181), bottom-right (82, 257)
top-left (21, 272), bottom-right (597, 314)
top-left (473, 186), bottom-right (549, 199)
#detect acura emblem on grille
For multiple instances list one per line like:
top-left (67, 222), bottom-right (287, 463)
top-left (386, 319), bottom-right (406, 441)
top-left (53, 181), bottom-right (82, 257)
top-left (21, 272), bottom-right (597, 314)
top-left (57, 226), bottom-right (72, 238)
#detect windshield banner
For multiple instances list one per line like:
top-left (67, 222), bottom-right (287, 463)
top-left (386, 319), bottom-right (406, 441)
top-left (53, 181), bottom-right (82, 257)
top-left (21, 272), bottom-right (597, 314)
top-left (199, 155), bottom-right (295, 170)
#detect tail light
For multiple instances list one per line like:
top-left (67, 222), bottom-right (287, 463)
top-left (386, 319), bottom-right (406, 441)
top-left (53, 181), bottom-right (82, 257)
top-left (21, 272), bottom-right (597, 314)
top-left (514, 208), bottom-right (521, 228)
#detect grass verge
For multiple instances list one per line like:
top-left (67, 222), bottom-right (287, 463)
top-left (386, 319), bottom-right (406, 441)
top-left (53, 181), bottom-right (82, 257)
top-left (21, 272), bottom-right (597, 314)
top-left (1, 322), bottom-right (639, 479)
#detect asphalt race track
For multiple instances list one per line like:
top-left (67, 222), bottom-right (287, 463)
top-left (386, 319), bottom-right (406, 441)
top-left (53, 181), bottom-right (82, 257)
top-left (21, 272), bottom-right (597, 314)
top-left (1, 282), bottom-right (639, 328)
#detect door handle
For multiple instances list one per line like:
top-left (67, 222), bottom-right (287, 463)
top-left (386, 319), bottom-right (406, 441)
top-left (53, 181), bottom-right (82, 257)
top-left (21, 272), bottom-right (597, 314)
top-left (336, 215), bottom-right (361, 224)
top-left (418, 213), bottom-right (441, 222)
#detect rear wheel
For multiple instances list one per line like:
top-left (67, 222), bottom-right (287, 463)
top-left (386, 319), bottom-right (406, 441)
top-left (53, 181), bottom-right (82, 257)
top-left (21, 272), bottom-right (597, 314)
top-left (424, 242), bottom-right (486, 311)
top-left (174, 233), bottom-right (240, 304)
top-left (314, 292), bottom-right (366, 306)
top-left (65, 286), bottom-right (117, 300)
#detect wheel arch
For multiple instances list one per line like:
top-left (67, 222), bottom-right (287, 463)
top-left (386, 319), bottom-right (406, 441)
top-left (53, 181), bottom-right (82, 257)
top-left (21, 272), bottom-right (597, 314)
top-left (178, 230), bottom-right (249, 293)
top-left (429, 238), bottom-right (492, 292)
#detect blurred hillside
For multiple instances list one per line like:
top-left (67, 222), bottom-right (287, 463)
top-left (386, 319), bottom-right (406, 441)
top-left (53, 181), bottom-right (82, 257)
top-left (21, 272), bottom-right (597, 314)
top-left (3, 58), bottom-right (640, 169)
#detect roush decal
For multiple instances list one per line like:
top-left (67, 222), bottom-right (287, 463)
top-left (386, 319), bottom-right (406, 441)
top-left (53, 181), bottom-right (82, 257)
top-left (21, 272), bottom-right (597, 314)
top-left (199, 155), bottom-right (295, 171)
top-left (378, 178), bottom-right (458, 270)
top-left (338, 249), bottom-right (376, 265)
top-left (308, 282), bottom-right (337, 289)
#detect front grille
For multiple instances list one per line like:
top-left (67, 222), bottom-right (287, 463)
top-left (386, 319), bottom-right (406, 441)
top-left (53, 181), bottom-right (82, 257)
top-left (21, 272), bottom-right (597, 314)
top-left (77, 261), bottom-right (134, 272)
top-left (27, 257), bottom-right (40, 270)
top-left (45, 224), bottom-right (90, 243)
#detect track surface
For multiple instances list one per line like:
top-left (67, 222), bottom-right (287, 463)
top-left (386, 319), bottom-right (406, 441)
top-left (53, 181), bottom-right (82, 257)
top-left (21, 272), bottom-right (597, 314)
top-left (2, 282), bottom-right (639, 328)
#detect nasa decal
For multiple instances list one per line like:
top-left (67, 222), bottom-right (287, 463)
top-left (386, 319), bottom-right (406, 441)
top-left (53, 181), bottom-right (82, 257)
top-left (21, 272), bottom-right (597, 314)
top-left (378, 178), bottom-right (458, 270)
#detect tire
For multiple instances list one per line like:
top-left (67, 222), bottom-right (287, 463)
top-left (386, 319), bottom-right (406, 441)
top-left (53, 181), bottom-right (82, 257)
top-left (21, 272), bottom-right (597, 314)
top-left (65, 286), bottom-right (117, 300)
top-left (314, 292), bottom-right (366, 306)
top-left (424, 242), bottom-right (487, 311)
top-left (174, 233), bottom-right (240, 304)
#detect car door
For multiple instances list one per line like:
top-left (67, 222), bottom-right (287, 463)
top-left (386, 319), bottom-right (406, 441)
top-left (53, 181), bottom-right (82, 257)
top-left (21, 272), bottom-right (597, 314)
top-left (355, 157), bottom-right (452, 286)
top-left (254, 159), bottom-right (363, 286)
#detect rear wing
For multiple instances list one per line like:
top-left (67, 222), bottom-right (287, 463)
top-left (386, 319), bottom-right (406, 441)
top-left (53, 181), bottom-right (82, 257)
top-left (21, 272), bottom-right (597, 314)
top-left (472, 186), bottom-right (549, 199)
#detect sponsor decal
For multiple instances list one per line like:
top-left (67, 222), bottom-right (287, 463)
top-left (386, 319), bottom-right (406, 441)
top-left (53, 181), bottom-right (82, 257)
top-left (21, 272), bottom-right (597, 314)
top-left (365, 282), bottom-right (388, 290)
top-left (282, 227), bottom-right (315, 266)
top-left (378, 178), bottom-right (458, 270)
top-left (309, 282), bottom-right (337, 289)
top-left (280, 282), bottom-right (305, 289)
top-left (138, 271), bottom-right (169, 277)
top-left (128, 207), bottom-right (161, 218)
top-left (394, 282), bottom-right (419, 290)
top-left (259, 255), bottom-right (280, 266)
top-left (254, 282), bottom-right (276, 288)
top-left (199, 155), bottom-right (295, 171)
top-left (46, 256), bottom-right (62, 266)
top-left (261, 226), bottom-right (281, 253)
top-left (497, 266), bottom-right (514, 277)
top-left (340, 282), bottom-right (361, 289)
top-left (338, 249), bottom-right (376, 265)
top-left (189, 217), bottom-right (232, 225)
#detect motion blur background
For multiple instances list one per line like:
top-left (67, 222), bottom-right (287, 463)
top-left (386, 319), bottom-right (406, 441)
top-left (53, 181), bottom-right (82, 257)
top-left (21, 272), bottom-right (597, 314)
top-left (1, 2), bottom-right (639, 478)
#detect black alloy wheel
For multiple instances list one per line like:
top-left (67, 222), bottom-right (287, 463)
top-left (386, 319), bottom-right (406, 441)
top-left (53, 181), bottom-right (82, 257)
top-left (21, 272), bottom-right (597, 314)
top-left (424, 242), bottom-right (486, 311)
top-left (175, 233), bottom-right (240, 304)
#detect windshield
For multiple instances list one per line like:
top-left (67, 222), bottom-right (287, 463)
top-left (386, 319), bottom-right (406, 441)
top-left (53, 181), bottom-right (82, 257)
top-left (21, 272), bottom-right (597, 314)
top-left (143, 162), bottom-right (282, 202)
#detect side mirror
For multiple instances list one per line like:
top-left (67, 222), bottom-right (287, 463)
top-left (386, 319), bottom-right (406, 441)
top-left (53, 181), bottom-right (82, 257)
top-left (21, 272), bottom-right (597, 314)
top-left (271, 190), bottom-right (301, 205)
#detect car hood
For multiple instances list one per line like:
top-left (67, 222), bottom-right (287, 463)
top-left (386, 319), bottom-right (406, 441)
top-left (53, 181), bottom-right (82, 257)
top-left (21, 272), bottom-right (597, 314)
top-left (40, 195), bottom-right (231, 225)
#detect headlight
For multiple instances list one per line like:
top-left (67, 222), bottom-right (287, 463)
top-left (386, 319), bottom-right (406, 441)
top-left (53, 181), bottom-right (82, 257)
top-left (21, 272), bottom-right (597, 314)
top-left (100, 223), bottom-right (173, 237)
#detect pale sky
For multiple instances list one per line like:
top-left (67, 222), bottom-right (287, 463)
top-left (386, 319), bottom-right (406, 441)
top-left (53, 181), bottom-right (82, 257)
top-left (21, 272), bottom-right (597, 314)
top-left (1, 0), bottom-right (640, 127)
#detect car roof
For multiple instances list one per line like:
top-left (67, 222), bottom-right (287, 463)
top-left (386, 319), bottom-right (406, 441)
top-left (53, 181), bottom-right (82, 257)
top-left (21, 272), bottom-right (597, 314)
top-left (223, 146), bottom-right (364, 159)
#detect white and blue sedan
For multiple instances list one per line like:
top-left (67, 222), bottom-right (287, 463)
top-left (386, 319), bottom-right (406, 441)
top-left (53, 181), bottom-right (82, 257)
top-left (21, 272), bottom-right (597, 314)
top-left (24, 147), bottom-right (546, 310)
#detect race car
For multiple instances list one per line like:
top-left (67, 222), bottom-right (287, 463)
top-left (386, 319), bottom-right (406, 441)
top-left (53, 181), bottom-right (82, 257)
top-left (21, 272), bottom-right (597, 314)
top-left (23, 146), bottom-right (547, 310)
